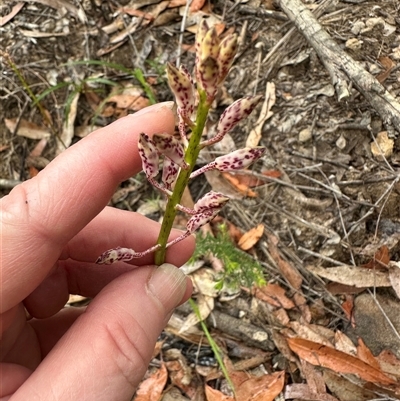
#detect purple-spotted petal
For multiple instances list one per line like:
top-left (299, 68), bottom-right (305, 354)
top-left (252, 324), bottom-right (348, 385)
top-left (153, 133), bottom-right (188, 168)
top-left (166, 63), bottom-right (195, 118)
top-left (138, 133), bottom-right (159, 178)
top-left (194, 191), bottom-right (230, 213)
top-left (162, 157), bottom-right (179, 189)
top-left (186, 208), bottom-right (221, 233)
top-left (214, 147), bottom-right (266, 171)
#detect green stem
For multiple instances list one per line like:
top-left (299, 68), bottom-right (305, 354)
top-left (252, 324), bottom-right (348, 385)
top-left (154, 91), bottom-right (210, 265)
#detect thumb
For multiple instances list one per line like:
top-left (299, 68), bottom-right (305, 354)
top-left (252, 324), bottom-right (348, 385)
top-left (13, 264), bottom-right (191, 401)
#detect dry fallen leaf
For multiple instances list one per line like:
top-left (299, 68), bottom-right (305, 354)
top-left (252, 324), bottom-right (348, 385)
top-left (5, 118), bottom-right (51, 140)
top-left (245, 81), bottom-right (275, 148)
top-left (371, 131), bottom-right (394, 160)
top-left (287, 337), bottom-right (396, 386)
top-left (361, 245), bottom-right (390, 270)
top-left (238, 224), bottom-right (264, 251)
top-left (221, 172), bottom-right (257, 197)
top-left (389, 262), bottom-right (400, 299)
top-left (0, 2), bottom-right (24, 26)
top-left (135, 363), bottom-right (168, 401)
top-left (235, 371), bottom-right (285, 401)
top-left (267, 233), bottom-right (303, 290)
top-left (307, 264), bottom-right (391, 287)
top-left (254, 283), bottom-right (295, 309)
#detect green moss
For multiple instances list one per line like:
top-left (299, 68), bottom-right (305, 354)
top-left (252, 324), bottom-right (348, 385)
top-left (190, 224), bottom-right (266, 289)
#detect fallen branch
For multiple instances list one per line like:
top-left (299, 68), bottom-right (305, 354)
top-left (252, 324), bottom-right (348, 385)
top-left (278, 0), bottom-right (400, 134)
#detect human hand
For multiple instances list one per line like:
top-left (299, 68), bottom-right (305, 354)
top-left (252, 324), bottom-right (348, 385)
top-left (1, 102), bottom-right (195, 400)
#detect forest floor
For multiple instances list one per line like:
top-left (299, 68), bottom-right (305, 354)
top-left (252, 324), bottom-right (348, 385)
top-left (1, 0), bottom-right (400, 400)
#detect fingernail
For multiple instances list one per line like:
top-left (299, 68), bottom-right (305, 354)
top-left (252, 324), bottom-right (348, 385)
top-left (133, 101), bottom-right (175, 117)
top-left (147, 263), bottom-right (187, 312)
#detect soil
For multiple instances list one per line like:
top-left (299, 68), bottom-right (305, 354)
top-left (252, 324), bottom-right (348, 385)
top-left (1, 0), bottom-right (400, 399)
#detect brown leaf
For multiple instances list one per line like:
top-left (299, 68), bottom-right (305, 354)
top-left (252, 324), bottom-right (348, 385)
top-left (235, 371), bottom-right (285, 401)
top-left (135, 363), bottom-right (168, 401)
top-left (284, 383), bottom-right (339, 401)
top-left (287, 338), bottom-right (396, 385)
top-left (371, 131), bottom-right (394, 160)
top-left (267, 234), bottom-right (303, 290)
top-left (205, 385), bottom-right (234, 401)
top-left (254, 283), bottom-right (295, 309)
top-left (221, 172), bottom-right (257, 197)
top-left (5, 118), bottom-right (50, 140)
top-left (238, 224), bottom-right (264, 250)
top-left (376, 56), bottom-right (395, 83)
top-left (190, 0), bottom-right (206, 12)
top-left (357, 338), bottom-right (380, 371)
top-left (361, 245), bottom-right (390, 270)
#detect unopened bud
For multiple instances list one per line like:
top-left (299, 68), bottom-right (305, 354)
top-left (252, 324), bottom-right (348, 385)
top-left (166, 63), bottom-right (195, 118)
top-left (197, 56), bottom-right (219, 103)
top-left (218, 34), bottom-right (238, 83)
top-left (195, 19), bottom-right (210, 64)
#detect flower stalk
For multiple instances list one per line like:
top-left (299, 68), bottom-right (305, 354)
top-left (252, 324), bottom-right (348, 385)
top-left (96, 21), bottom-right (266, 266)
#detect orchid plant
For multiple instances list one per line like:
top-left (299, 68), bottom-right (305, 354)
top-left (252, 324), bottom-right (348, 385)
top-left (96, 20), bottom-right (265, 266)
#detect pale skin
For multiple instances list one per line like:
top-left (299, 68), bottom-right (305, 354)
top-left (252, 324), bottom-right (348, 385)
top-left (0, 102), bottom-right (195, 400)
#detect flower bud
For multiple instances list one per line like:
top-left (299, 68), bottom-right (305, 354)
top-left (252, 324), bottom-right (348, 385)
top-left (194, 191), bottom-right (230, 213)
top-left (197, 56), bottom-right (219, 103)
top-left (195, 19), bottom-right (210, 64)
top-left (153, 133), bottom-right (188, 168)
top-left (138, 133), bottom-right (159, 179)
top-left (166, 63), bottom-right (195, 118)
top-left (199, 27), bottom-right (220, 62)
top-left (217, 33), bottom-right (238, 83)
top-left (214, 147), bottom-right (266, 171)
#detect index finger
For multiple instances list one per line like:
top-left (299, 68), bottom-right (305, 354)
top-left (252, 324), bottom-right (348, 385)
top-left (1, 102), bottom-right (176, 312)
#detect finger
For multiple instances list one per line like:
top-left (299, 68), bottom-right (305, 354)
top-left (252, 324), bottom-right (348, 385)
top-left (0, 363), bottom-right (32, 399)
top-left (24, 207), bottom-right (195, 318)
top-left (24, 209), bottom-right (195, 318)
top-left (1, 102), bottom-right (175, 313)
top-left (13, 264), bottom-right (191, 400)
